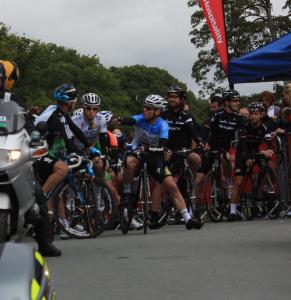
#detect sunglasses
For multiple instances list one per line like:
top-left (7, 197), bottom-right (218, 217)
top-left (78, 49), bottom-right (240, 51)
top-left (85, 107), bottom-right (98, 111)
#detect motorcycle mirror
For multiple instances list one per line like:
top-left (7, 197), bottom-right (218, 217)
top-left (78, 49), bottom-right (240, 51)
top-left (30, 131), bottom-right (43, 147)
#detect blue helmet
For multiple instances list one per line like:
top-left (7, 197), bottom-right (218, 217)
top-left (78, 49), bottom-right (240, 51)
top-left (53, 84), bottom-right (78, 102)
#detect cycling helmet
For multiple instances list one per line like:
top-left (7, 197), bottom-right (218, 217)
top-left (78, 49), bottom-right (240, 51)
top-left (81, 92), bottom-right (101, 107)
top-left (248, 102), bottom-right (264, 112)
top-left (210, 92), bottom-right (223, 104)
top-left (144, 95), bottom-right (168, 111)
top-left (222, 89), bottom-right (240, 101)
top-left (167, 85), bottom-right (186, 99)
top-left (97, 111), bottom-right (113, 123)
top-left (53, 84), bottom-right (78, 102)
top-left (73, 108), bottom-right (83, 117)
top-left (0, 60), bottom-right (19, 91)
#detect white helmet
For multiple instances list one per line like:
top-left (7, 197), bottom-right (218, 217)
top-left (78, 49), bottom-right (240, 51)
top-left (97, 111), bottom-right (113, 124)
top-left (144, 94), bottom-right (167, 111)
top-left (73, 108), bottom-right (83, 117)
top-left (81, 93), bottom-right (101, 107)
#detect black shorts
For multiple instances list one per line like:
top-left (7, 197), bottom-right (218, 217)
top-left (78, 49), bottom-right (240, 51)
top-left (33, 156), bottom-right (59, 184)
top-left (234, 149), bottom-right (248, 177)
top-left (197, 152), bottom-right (215, 175)
top-left (127, 153), bottom-right (171, 183)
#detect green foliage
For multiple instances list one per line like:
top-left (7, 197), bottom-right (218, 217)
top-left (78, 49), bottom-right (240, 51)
top-left (187, 0), bottom-right (291, 96)
top-left (0, 22), bottom-right (208, 123)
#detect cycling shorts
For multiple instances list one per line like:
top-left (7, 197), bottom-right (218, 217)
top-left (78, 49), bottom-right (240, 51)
top-left (126, 152), bottom-right (171, 183)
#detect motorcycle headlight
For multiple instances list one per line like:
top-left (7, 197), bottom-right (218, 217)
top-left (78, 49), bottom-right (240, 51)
top-left (0, 149), bottom-right (22, 165)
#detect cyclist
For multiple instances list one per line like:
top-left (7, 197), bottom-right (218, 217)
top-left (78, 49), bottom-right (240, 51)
top-left (162, 85), bottom-right (202, 173)
top-left (0, 59), bottom-right (61, 256)
top-left (34, 84), bottom-right (99, 237)
top-left (196, 89), bottom-right (245, 186)
top-left (201, 93), bottom-right (224, 142)
top-left (148, 86), bottom-right (203, 228)
top-left (116, 94), bottom-right (198, 230)
top-left (72, 93), bottom-right (108, 177)
top-left (228, 102), bottom-right (274, 221)
top-left (72, 93), bottom-right (107, 151)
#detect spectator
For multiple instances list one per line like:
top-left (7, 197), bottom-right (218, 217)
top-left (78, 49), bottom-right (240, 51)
top-left (259, 91), bottom-right (280, 119)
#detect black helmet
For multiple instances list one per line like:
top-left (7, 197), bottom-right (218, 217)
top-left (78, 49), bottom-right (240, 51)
top-left (167, 85), bottom-right (186, 99)
top-left (222, 89), bottom-right (240, 102)
top-left (248, 102), bottom-right (264, 112)
top-left (210, 92), bottom-right (223, 105)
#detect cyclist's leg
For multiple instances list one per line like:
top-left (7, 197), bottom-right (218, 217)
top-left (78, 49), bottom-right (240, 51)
top-left (42, 160), bottom-right (68, 194)
top-left (148, 157), bottom-right (196, 229)
top-left (122, 155), bottom-right (139, 191)
top-left (187, 151), bottom-right (201, 174)
top-left (105, 171), bottom-right (120, 206)
top-left (228, 151), bottom-right (246, 221)
top-left (93, 157), bottom-right (105, 179)
top-left (196, 153), bottom-right (213, 186)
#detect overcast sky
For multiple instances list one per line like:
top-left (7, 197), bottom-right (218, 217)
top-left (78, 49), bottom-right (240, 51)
top-left (1, 0), bottom-right (288, 97)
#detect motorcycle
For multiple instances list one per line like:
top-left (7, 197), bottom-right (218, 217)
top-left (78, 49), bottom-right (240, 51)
top-left (0, 99), bottom-right (55, 300)
top-left (0, 100), bottom-right (48, 242)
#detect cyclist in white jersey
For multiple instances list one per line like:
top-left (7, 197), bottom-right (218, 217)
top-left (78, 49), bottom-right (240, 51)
top-left (72, 93), bottom-right (108, 153)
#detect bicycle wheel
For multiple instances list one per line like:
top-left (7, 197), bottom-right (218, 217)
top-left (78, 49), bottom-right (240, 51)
top-left (260, 167), bottom-right (281, 219)
top-left (54, 183), bottom-right (93, 239)
top-left (183, 169), bottom-right (204, 229)
top-left (84, 178), bottom-right (116, 237)
top-left (142, 171), bottom-right (150, 234)
top-left (119, 191), bottom-right (133, 235)
top-left (240, 175), bottom-right (255, 220)
top-left (203, 171), bottom-right (226, 222)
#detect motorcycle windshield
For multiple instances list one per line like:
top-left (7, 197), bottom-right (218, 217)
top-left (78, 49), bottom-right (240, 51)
top-left (0, 101), bottom-right (26, 135)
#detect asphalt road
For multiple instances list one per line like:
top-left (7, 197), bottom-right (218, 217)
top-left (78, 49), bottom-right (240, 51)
top-left (42, 219), bottom-right (291, 300)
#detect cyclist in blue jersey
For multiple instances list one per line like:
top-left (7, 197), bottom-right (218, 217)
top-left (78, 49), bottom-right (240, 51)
top-left (114, 95), bottom-right (198, 230)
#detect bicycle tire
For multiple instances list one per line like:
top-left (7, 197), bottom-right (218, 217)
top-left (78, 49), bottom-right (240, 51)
top-left (240, 174), bottom-right (255, 220)
top-left (85, 178), bottom-right (116, 237)
top-left (260, 167), bottom-right (281, 219)
top-left (183, 169), bottom-right (204, 229)
top-left (203, 171), bottom-right (226, 222)
top-left (54, 182), bottom-right (94, 239)
top-left (142, 170), bottom-right (150, 234)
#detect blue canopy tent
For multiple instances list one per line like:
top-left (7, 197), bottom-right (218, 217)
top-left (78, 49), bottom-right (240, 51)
top-left (228, 32), bottom-right (291, 85)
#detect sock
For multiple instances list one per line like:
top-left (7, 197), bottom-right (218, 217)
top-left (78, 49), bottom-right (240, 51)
top-left (123, 184), bottom-right (131, 193)
top-left (180, 208), bottom-right (191, 223)
top-left (230, 203), bottom-right (237, 214)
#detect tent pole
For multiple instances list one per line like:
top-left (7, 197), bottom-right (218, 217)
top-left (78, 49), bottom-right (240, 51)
top-left (222, 0), bottom-right (233, 89)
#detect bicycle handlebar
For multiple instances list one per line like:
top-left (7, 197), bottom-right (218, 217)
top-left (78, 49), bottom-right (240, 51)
top-left (66, 154), bottom-right (83, 170)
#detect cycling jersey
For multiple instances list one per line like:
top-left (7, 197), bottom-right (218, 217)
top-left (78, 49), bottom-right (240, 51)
top-left (72, 110), bottom-right (107, 149)
top-left (46, 106), bottom-right (90, 158)
top-left (235, 122), bottom-right (272, 176)
top-left (129, 114), bottom-right (169, 150)
top-left (162, 109), bottom-right (200, 150)
top-left (207, 110), bottom-right (245, 150)
top-left (238, 121), bottom-right (272, 156)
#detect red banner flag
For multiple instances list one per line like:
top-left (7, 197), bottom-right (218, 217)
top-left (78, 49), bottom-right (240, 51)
top-left (199, 0), bottom-right (228, 75)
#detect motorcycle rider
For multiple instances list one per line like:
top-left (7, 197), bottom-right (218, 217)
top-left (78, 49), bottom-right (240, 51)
top-left (0, 59), bottom-right (61, 256)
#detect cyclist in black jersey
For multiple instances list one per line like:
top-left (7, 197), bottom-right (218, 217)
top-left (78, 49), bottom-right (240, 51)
top-left (196, 89), bottom-right (245, 186)
top-left (162, 85), bottom-right (202, 172)
top-left (201, 93), bottom-right (224, 142)
top-left (34, 84), bottom-right (98, 232)
top-left (228, 102), bottom-right (274, 221)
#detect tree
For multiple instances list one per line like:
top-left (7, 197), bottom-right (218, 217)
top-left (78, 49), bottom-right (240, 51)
top-left (187, 0), bottom-right (291, 96)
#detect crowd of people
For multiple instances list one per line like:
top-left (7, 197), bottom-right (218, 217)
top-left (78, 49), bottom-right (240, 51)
top-left (1, 59), bottom-right (291, 258)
